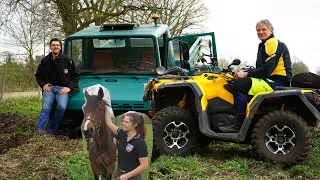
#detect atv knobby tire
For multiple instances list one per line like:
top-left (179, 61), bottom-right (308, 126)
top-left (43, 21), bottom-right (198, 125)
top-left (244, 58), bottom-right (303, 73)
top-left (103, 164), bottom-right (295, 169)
top-left (152, 106), bottom-right (198, 155)
top-left (252, 110), bottom-right (314, 165)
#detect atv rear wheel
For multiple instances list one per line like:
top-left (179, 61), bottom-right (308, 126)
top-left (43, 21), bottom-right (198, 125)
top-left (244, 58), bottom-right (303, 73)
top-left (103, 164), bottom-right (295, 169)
top-left (152, 106), bottom-right (198, 155)
top-left (252, 110), bottom-right (314, 165)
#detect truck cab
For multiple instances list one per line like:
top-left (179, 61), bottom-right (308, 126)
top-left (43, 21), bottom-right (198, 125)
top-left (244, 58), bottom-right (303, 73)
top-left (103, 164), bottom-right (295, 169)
top-left (58, 22), bottom-right (217, 135)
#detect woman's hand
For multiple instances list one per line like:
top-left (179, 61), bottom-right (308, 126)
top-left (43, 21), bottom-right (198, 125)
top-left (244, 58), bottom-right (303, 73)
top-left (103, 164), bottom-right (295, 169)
top-left (119, 174), bottom-right (129, 180)
top-left (235, 71), bottom-right (248, 78)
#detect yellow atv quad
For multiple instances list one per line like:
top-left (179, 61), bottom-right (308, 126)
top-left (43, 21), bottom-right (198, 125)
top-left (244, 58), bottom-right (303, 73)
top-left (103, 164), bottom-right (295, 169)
top-left (143, 59), bottom-right (320, 165)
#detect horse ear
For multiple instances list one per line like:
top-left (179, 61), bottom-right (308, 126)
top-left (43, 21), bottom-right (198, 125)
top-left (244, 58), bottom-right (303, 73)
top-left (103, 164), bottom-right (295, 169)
top-left (98, 87), bottom-right (104, 100)
top-left (84, 90), bottom-right (89, 99)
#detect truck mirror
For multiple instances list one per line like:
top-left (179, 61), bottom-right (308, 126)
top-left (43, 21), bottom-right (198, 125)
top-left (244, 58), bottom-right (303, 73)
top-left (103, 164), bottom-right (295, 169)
top-left (183, 60), bottom-right (191, 71)
top-left (182, 42), bottom-right (189, 61)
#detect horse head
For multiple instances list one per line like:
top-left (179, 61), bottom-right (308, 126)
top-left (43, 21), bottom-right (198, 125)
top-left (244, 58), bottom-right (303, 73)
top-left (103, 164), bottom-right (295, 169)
top-left (83, 87), bottom-right (105, 140)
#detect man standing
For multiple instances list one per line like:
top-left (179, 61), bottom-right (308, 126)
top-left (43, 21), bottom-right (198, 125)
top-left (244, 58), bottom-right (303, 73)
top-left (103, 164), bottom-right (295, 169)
top-left (219, 19), bottom-right (292, 133)
top-left (35, 38), bottom-right (80, 134)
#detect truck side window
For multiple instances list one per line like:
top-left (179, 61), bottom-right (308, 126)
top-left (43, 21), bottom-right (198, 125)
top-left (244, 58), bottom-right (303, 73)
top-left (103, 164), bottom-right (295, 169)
top-left (67, 39), bottom-right (83, 69)
top-left (158, 34), bottom-right (165, 66)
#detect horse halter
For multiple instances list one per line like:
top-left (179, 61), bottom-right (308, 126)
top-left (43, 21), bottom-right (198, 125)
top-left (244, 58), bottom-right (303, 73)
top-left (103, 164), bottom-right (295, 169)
top-left (84, 102), bottom-right (105, 139)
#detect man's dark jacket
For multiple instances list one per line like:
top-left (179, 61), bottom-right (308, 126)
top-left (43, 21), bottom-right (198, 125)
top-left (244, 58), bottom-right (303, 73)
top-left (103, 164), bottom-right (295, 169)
top-left (35, 52), bottom-right (80, 96)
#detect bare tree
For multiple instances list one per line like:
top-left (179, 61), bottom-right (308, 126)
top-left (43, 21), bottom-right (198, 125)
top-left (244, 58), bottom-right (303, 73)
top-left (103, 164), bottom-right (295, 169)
top-left (218, 58), bottom-right (230, 69)
top-left (2, 0), bottom-right (208, 36)
top-left (126, 0), bottom-right (208, 36)
top-left (4, 0), bottom-right (44, 77)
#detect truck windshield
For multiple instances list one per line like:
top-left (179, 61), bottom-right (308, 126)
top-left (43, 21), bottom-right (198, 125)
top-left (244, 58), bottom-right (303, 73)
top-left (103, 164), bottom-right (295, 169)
top-left (65, 37), bottom-right (157, 74)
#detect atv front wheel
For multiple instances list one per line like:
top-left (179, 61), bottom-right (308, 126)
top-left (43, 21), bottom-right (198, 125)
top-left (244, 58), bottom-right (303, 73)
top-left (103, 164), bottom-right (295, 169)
top-left (252, 110), bottom-right (314, 165)
top-left (152, 106), bottom-right (198, 155)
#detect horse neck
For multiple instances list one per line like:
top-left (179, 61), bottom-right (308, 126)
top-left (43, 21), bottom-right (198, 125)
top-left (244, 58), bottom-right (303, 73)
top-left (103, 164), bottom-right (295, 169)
top-left (94, 122), bottom-right (114, 153)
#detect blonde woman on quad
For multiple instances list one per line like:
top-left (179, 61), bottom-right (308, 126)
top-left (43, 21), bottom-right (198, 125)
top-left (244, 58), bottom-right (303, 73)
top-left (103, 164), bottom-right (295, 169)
top-left (219, 19), bottom-right (292, 133)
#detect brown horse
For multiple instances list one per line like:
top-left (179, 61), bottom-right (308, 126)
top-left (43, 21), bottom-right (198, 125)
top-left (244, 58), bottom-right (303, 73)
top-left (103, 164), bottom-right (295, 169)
top-left (82, 87), bottom-right (116, 180)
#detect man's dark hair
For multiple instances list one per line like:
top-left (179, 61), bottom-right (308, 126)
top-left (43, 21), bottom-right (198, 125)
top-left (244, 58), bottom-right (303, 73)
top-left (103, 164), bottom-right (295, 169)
top-left (49, 38), bottom-right (62, 46)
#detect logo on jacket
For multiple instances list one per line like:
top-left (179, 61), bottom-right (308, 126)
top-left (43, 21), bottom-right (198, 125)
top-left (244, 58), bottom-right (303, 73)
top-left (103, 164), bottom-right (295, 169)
top-left (64, 69), bottom-right (69, 74)
top-left (126, 143), bottom-right (134, 152)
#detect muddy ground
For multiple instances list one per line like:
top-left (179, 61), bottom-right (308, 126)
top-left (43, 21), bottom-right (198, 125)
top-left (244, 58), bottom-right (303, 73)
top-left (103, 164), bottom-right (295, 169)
top-left (0, 112), bottom-right (83, 180)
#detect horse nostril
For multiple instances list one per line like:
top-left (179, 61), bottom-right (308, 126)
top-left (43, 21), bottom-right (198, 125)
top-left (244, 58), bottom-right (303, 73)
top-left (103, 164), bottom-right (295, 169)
top-left (88, 128), bottom-right (94, 136)
top-left (84, 128), bottom-right (94, 139)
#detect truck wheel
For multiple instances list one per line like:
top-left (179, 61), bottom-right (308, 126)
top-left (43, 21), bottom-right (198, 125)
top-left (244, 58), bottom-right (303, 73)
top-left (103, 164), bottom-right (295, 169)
top-left (152, 106), bottom-right (198, 155)
top-left (251, 110), bottom-right (314, 165)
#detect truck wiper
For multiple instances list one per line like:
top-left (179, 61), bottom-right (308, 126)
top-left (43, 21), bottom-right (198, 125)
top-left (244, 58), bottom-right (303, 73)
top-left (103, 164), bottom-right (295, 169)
top-left (103, 72), bottom-right (139, 79)
top-left (80, 72), bottom-right (103, 79)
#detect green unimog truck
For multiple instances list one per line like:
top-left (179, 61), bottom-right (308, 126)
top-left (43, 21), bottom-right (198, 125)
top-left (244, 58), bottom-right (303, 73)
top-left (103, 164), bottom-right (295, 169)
top-left (56, 22), bottom-right (217, 136)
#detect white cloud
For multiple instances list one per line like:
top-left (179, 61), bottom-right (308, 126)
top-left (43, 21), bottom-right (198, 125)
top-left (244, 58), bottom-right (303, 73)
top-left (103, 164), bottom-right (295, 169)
top-left (204, 0), bottom-right (320, 72)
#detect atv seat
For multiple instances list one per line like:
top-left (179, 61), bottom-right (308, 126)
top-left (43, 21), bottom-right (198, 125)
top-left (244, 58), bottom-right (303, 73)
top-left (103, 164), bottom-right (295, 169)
top-left (92, 51), bottom-right (113, 69)
top-left (274, 86), bottom-right (318, 91)
top-left (274, 86), bottom-right (300, 90)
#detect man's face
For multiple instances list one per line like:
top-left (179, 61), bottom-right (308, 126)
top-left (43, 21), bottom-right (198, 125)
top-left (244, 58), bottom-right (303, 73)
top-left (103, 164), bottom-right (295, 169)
top-left (50, 41), bottom-right (61, 55)
top-left (256, 24), bottom-right (273, 41)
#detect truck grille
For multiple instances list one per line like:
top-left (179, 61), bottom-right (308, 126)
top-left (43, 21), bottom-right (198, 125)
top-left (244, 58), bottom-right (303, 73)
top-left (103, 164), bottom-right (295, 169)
top-left (111, 103), bottom-right (145, 109)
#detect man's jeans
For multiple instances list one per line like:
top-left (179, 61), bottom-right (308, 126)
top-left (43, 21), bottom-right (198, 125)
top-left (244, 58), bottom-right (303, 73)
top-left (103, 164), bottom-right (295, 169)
top-left (37, 86), bottom-right (69, 133)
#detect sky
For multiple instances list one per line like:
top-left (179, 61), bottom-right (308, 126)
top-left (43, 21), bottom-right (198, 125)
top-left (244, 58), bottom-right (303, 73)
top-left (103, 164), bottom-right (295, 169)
top-left (1, 0), bottom-right (320, 72)
top-left (203, 0), bottom-right (320, 72)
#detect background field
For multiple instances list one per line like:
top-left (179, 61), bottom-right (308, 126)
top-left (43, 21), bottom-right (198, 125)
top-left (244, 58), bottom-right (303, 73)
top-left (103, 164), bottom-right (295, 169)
top-left (0, 97), bottom-right (319, 180)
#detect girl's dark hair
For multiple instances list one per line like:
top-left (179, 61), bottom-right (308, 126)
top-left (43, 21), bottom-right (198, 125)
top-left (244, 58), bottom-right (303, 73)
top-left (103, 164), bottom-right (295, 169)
top-left (125, 112), bottom-right (147, 139)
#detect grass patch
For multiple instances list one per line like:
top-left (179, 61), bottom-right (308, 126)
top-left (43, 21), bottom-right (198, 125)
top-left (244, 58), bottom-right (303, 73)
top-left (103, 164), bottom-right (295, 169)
top-left (67, 153), bottom-right (93, 180)
top-left (0, 97), bottom-right (41, 119)
top-left (287, 165), bottom-right (310, 178)
top-left (2, 97), bottom-right (319, 179)
top-left (151, 139), bottom-right (320, 179)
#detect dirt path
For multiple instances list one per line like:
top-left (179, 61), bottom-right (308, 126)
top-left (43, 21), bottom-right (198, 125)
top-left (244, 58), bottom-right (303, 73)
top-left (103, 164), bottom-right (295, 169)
top-left (1, 91), bottom-right (42, 99)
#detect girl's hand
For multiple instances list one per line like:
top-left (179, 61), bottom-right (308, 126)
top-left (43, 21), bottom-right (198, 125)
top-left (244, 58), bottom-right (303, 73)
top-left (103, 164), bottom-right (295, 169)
top-left (119, 174), bottom-right (129, 180)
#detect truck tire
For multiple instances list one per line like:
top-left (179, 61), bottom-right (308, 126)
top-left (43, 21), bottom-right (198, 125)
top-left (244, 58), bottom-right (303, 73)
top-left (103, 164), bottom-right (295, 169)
top-left (251, 110), bottom-right (314, 165)
top-left (152, 106), bottom-right (198, 155)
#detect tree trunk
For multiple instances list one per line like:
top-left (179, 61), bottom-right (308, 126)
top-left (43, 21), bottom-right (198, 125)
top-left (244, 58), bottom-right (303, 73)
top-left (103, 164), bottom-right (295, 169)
top-left (55, 0), bottom-right (78, 36)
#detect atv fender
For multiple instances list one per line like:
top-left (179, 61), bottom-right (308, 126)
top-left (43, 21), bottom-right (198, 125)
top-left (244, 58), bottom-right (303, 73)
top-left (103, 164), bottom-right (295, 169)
top-left (158, 82), bottom-right (240, 142)
top-left (158, 82), bottom-right (203, 112)
top-left (239, 89), bottom-right (320, 141)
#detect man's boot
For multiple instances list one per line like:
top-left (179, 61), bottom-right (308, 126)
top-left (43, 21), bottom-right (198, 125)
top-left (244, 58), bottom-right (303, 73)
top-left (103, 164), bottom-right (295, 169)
top-left (218, 113), bottom-right (246, 133)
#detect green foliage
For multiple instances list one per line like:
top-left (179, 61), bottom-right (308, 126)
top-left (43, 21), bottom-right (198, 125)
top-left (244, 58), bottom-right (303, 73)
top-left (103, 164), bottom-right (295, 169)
top-left (0, 53), bottom-right (39, 91)
top-left (48, 155), bottom-right (64, 168)
top-left (151, 155), bottom-right (206, 179)
top-left (151, 139), bottom-right (320, 179)
top-left (287, 165), bottom-right (310, 178)
top-left (15, 121), bottom-right (32, 136)
top-left (219, 160), bottom-right (249, 174)
top-left (67, 153), bottom-right (94, 180)
top-left (292, 58), bottom-right (310, 75)
top-left (0, 97), bottom-right (41, 119)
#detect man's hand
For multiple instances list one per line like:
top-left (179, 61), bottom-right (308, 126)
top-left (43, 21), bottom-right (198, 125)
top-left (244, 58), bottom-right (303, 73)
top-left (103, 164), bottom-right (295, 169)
top-left (60, 87), bottom-right (71, 94)
top-left (43, 83), bottom-right (51, 92)
top-left (235, 71), bottom-right (248, 78)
